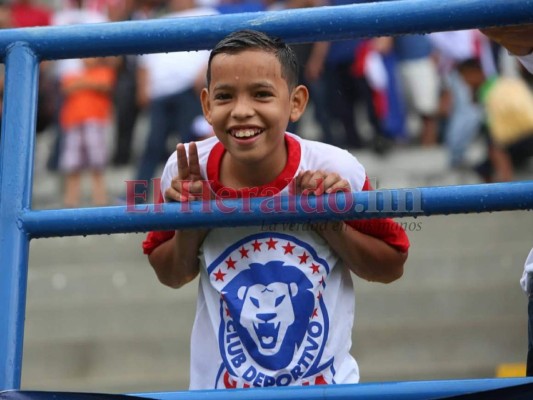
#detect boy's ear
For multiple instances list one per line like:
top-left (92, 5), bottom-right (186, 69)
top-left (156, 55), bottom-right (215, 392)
top-left (200, 88), bottom-right (212, 125)
top-left (289, 85), bottom-right (309, 123)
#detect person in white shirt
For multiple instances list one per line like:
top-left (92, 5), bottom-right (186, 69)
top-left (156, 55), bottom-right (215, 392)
top-left (481, 23), bottom-right (533, 376)
top-left (143, 29), bottom-right (409, 390)
top-left (132, 0), bottom-right (217, 203)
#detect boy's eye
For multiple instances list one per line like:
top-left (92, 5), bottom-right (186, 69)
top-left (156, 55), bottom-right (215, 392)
top-left (255, 91), bottom-right (273, 98)
top-left (214, 92), bottom-right (231, 101)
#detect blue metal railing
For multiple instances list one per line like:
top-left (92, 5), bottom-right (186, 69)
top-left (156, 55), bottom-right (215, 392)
top-left (1, 0), bottom-right (533, 396)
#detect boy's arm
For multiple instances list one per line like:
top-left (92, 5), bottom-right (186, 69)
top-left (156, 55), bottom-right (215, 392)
top-left (481, 24), bottom-right (533, 74)
top-left (481, 24), bottom-right (533, 57)
top-left (316, 222), bottom-right (406, 283)
top-left (296, 170), bottom-right (408, 284)
top-left (148, 229), bottom-right (207, 288)
top-left (145, 142), bottom-right (211, 288)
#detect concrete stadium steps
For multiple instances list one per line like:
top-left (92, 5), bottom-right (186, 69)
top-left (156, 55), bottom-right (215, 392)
top-left (22, 337), bottom-right (191, 393)
top-left (21, 316), bottom-right (525, 392)
top-left (20, 210), bottom-right (533, 392)
top-left (356, 315), bottom-right (526, 382)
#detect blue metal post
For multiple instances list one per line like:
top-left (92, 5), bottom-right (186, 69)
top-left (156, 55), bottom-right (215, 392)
top-left (0, 43), bottom-right (39, 390)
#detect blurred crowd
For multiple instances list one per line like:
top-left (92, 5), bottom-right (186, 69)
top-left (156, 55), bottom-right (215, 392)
top-left (0, 0), bottom-right (532, 207)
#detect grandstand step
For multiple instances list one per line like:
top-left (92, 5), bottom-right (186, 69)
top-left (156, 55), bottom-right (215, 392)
top-left (22, 337), bottom-right (191, 393)
top-left (21, 315), bottom-right (525, 392)
top-left (354, 315), bottom-right (527, 382)
top-left (23, 278), bottom-right (524, 343)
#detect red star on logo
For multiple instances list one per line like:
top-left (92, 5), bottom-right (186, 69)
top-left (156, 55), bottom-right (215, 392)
top-left (310, 263), bottom-right (320, 274)
top-left (225, 257), bottom-right (236, 269)
top-left (282, 242), bottom-right (295, 254)
top-left (214, 269), bottom-right (226, 281)
top-left (312, 308), bottom-right (318, 318)
top-left (239, 246), bottom-right (249, 259)
top-left (298, 252), bottom-right (309, 264)
top-left (266, 238), bottom-right (278, 249)
top-left (225, 308), bottom-right (231, 317)
top-left (251, 240), bottom-right (262, 251)
top-left (318, 276), bottom-right (325, 287)
top-left (317, 292), bottom-right (322, 300)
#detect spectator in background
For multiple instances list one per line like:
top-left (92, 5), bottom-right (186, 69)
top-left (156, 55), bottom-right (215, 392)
top-left (132, 0), bottom-right (217, 203)
top-left (58, 57), bottom-right (116, 207)
top-left (430, 29), bottom-right (496, 169)
top-left (0, 1), bottom-right (10, 28)
top-left (46, 0), bottom-right (109, 171)
top-left (282, 0), bottom-right (334, 146)
top-left (5, 0), bottom-right (56, 136)
top-left (481, 23), bottom-right (533, 377)
top-left (393, 34), bottom-right (440, 146)
top-left (475, 66), bottom-right (533, 183)
top-left (319, 0), bottom-right (391, 153)
top-left (8, 0), bottom-right (51, 28)
top-left (0, 1), bottom-right (11, 126)
top-left (111, 0), bottom-right (166, 166)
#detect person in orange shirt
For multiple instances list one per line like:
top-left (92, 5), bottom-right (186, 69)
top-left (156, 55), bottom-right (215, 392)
top-left (59, 57), bottom-right (116, 207)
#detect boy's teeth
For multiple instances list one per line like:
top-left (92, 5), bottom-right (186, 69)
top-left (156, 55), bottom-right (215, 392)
top-left (233, 129), bottom-right (259, 138)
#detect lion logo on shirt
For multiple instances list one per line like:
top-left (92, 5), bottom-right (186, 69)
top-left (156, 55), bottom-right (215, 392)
top-left (223, 261), bottom-right (315, 370)
top-left (238, 281), bottom-right (298, 355)
top-left (208, 232), bottom-right (335, 387)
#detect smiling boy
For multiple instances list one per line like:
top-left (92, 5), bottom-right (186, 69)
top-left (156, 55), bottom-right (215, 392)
top-left (142, 30), bottom-right (409, 390)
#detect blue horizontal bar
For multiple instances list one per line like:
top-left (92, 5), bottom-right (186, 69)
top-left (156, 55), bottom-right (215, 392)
top-left (0, 0), bottom-right (532, 61)
top-left (20, 182), bottom-right (533, 238)
top-left (133, 378), bottom-right (533, 400)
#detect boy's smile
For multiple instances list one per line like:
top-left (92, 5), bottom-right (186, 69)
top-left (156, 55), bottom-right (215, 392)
top-left (201, 49), bottom-right (308, 187)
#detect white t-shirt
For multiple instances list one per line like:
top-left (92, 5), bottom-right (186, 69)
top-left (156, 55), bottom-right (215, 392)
top-left (520, 247), bottom-right (533, 294)
top-left (138, 7), bottom-right (218, 100)
top-left (160, 133), bottom-right (366, 389)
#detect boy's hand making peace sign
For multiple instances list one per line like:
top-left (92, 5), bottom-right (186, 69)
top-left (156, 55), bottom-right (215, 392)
top-left (165, 142), bottom-right (212, 203)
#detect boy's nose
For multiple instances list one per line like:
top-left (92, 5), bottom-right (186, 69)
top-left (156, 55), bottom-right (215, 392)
top-left (231, 97), bottom-right (254, 119)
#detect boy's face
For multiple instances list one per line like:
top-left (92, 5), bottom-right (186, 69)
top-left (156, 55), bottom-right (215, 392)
top-left (201, 49), bottom-right (308, 167)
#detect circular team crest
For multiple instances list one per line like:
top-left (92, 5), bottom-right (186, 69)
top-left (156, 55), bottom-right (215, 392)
top-left (206, 232), bottom-right (334, 388)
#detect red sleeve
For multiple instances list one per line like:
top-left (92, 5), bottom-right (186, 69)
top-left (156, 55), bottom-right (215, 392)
top-left (142, 192), bottom-right (175, 255)
top-left (142, 230), bottom-right (175, 255)
top-left (345, 177), bottom-right (410, 253)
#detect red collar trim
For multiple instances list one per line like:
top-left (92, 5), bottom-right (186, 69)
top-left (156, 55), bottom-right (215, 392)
top-left (206, 134), bottom-right (301, 198)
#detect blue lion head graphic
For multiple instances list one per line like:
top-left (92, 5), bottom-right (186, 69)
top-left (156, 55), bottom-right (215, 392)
top-left (222, 260), bottom-right (315, 370)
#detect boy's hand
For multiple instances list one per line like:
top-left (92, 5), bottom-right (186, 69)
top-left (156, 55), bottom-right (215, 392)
top-left (294, 170), bottom-right (351, 196)
top-left (481, 24), bottom-right (533, 56)
top-left (165, 142), bottom-right (211, 202)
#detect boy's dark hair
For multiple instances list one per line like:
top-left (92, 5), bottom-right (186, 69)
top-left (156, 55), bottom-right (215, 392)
top-left (206, 29), bottom-right (299, 90)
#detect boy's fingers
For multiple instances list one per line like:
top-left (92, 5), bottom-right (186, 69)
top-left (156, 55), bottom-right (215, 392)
top-left (188, 180), bottom-right (206, 195)
top-left (165, 186), bottom-right (183, 202)
top-left (319, 173), bottom-right (344, 194)
top-left (325, 179), bottom-right (351, 194)
top-left (308, 171), bottom-right (326, 193)
top-left (298, 170), bottom-right (316, 191)
top-left (188, 142), bottom-right (202, 180)
top-left (294, 171), bottom-right (306, 194)
top-left (176, 143), bottom-right (190, 180)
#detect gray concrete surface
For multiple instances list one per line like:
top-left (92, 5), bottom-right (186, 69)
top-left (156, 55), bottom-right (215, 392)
top-left (18, 125), bottom-right (533, 394)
